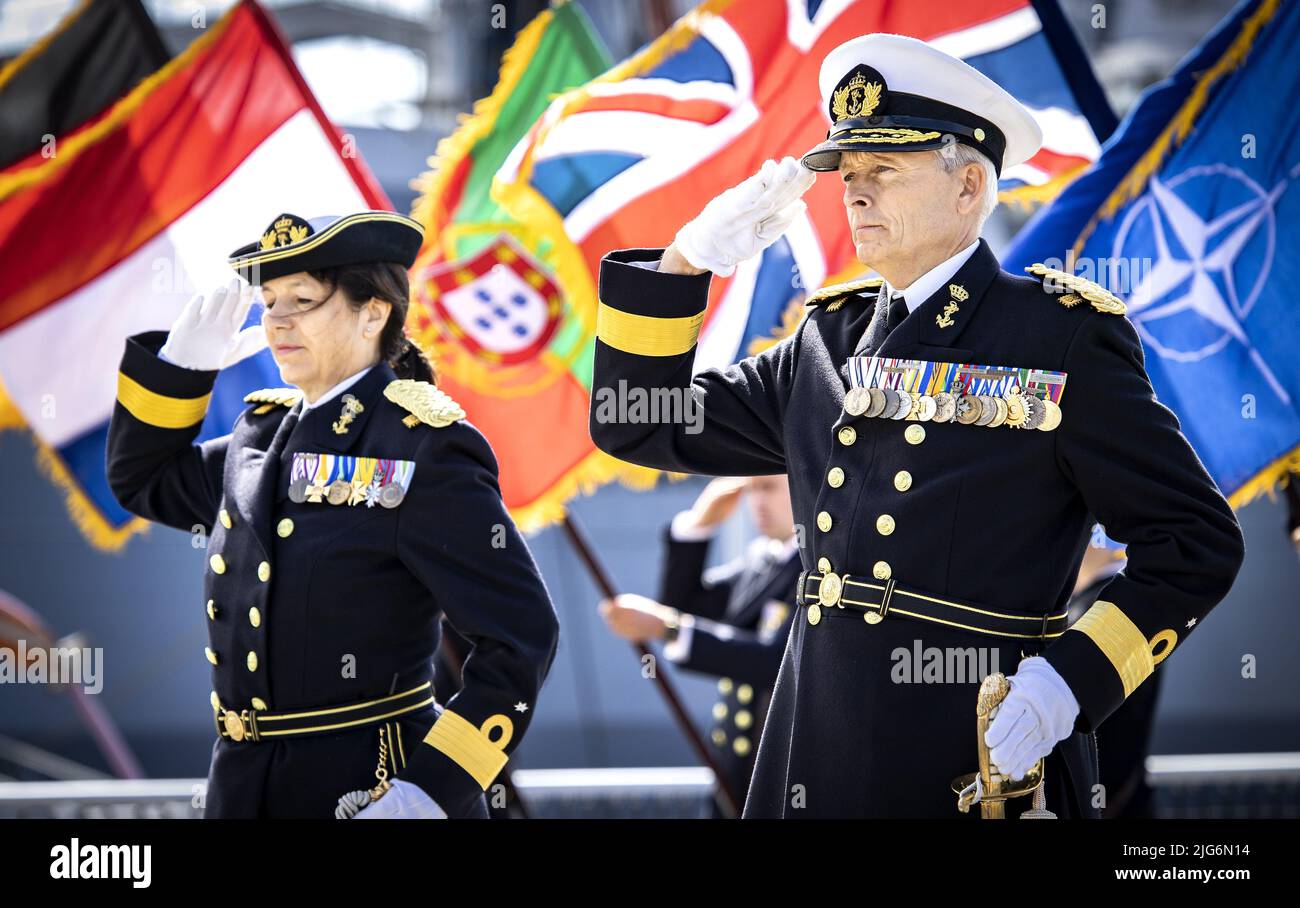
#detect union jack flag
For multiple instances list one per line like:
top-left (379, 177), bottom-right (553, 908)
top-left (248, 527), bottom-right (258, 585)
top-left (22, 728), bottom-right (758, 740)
top-left (493, 0), bottom-right (1111, 372)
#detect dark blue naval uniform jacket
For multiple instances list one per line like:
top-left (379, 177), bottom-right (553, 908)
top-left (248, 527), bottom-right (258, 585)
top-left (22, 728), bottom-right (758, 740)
top-left (590, 239), bottom-right (1244, 818)
top-left (108, 331), bottom-right (559, 818)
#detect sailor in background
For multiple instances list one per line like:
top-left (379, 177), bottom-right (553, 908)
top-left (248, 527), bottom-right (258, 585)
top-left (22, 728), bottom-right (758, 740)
top-left (107, 211), bottom-right (559, 818)
top-left (600, 475), bottom-right (801, 815)
top-left (588, 34), bottom-right (1244, 817)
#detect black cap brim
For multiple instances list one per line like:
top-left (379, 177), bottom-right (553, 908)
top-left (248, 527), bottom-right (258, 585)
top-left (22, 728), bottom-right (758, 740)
top-left (228, 212), bottom-right (424, 283)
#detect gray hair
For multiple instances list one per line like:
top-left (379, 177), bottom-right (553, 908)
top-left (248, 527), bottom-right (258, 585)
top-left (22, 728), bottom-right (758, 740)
top-left (935, 142), bottom-right (999, 225)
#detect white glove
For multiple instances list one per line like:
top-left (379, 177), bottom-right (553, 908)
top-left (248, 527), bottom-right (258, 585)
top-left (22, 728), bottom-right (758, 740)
top-left (159, 278), bottom-right (267, 370)
top-left (674, 156), bottom-right (816, 277)
top-left (984, 656), bottom-right (1080, 781)
top-left (352, 779), bottom-right (447, 820)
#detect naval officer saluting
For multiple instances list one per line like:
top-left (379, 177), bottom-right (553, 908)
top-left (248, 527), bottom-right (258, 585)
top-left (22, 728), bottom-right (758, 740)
top-left (108, 211), bottom-right (559, 818)
top-left (589, 35), bottom-right (1244, 817)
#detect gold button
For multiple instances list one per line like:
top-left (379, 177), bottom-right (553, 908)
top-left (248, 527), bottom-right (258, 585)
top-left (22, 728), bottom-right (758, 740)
top-left (873, 560), bottom-right (892, 580)
top-left (735, 709), bottom-right (753, 730)
top-left (876, 514), bottom-right (896, 536)
top-left (205, 647), bottom-right (219, 665)
top-left (277, 518), bottom-right (294, 538)
top-left (817, 511), bottom-right (832, 532)
top-left (248, 606), bottom-right (261, 628)
top-left (737, 684), bottom-right (753, 704)
top-left (817, 557), bottom-right (832, 573)
top-left (206, 599), bottom-right (216, 620)
top-left (808, 603), bottom-right (822, 625)
top-left (222, 710), bottom-right (246, 742)
top-left (218, 508), bottom-right (232, 529)
top-left (711, 729), bottom-right (727, 746)
top-left (838, 426), bottom-right (857, 446)
top-left (905, 424), bottom-right (926, 445)
top-left (246, 651), bottom-right (259, 672)
top-left (894, 470), bottom-right (912, 492)
top-left (251, 697), bottom-right (268, 711)
top-left (974, 127), bottom-right (986, 141)
top-left (718, 677), bottom-right (733, 695)
top-left (827, 467), bottom-right (845, 488)
top-left (257, 561), bottom-right (271, 582)
top-left (733, 736), bottom-right (751, 757)
top-left (712, 702), bottom-right (728, 720)
top-left (209, 554), bottom-right (226, 574)
top-left (210, 691), bottom-right (220, 710)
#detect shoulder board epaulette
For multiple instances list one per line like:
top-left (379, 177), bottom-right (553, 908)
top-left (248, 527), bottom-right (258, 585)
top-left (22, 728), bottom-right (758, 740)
top-left (1025, 263), bottom-right (1127, 316)
top-left (243, 388), bottom-right (303, 414)
top-left (806, 277), bottom-right (884, 311)
top-left (383, 379), bottom-right (466, 429)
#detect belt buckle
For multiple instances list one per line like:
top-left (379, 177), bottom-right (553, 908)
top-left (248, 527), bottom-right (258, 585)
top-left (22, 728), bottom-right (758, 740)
top-left (865, 578), bottom-right (895, 625)
top-left (806, 571), bottom-right (838, 627)
top-left (817, 571), bottom-right (843, 608)
top-left (221, 708), bottom-right (257, 743)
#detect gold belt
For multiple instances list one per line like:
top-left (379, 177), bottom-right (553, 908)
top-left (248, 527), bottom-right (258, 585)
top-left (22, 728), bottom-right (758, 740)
top-left (797, 570), bottom-right (1068, 640)
top-left (212, 680), bottom-right (435, 743)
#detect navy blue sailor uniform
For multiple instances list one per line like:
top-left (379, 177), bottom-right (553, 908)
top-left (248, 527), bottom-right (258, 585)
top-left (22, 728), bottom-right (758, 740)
top-left (107, 332), bottom-right (559, 818)
top-left (657, 523), bottom-right (801, 807)
top-left (588, 239), bottom-right (1244, 817)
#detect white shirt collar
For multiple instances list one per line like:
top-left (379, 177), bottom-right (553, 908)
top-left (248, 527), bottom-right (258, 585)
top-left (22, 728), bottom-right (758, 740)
top-left (301, 365), bottom-right (374, 412)
top-left (882, 239), bottom-right (980, 314)
top-left (745, 533), bottom-right (800, 565)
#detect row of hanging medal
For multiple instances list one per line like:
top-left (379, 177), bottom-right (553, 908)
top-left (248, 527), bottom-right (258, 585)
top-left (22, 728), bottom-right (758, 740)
top-left (287, 453), bottom-right (416, 508)
top-left (845, 356), bottom-right (1068, 431)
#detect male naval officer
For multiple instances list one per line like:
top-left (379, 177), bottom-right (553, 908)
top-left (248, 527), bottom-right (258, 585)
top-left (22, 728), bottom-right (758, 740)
top-left (588, 34), bottom-right (1244, 817)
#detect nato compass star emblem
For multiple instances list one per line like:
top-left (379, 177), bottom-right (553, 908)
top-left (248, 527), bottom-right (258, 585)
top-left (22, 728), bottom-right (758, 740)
top-left (1111, 164), bottom-right (1292, 405)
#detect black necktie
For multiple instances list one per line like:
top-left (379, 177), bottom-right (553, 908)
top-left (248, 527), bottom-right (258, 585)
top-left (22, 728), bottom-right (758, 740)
top-left (884, 292), bottom-right (909, 334)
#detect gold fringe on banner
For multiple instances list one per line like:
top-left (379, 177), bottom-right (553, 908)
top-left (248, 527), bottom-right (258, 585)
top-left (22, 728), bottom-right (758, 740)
top-left (0, 375), bottom-right (148, 550)
top-left (509, 448), bottom-right (680, 535)
top-left (0, 376), bottom-right (25, 431)
top-left (1227, 443), bottom-right (1300, 511)
top-left (33, 440), bottom-right (150, 551)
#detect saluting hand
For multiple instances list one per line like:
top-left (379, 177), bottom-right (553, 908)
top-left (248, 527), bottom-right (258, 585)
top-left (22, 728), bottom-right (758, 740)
top-left (666, 156), bottom-right (817, 277)
top-left (679, 476), bottom-right (748, 533)
top-left (159, 278), bottom-right (268, 370)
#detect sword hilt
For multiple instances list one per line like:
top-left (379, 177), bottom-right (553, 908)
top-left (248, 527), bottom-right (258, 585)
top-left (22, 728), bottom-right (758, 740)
top-left (952, 672), bottom-right (1046, 817)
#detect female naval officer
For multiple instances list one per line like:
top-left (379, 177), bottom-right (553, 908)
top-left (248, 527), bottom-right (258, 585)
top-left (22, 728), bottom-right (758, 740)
top-left (107, 211), bottom-right (559, 818)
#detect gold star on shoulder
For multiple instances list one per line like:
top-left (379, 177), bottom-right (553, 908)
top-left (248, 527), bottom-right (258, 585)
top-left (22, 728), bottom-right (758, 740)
top-left (1186, 617), bottom-right (1197, 628)
top-left (514, 702), bottom-right (529, 713)
top-left (1025, 263), bottom-right (1127, 316)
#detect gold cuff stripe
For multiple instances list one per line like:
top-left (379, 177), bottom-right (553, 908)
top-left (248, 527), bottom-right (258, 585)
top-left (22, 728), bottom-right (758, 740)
top-left (116, 372), bottom-right (211, 429)
top-left (422, 709), bottom-right (509, 790)
top-left (596, 301), bottom-right (704, 357)
top-left (1071, 600), bottom-right (1154, 697)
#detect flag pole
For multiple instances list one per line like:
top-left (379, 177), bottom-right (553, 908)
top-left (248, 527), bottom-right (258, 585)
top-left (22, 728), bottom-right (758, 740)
top-left (560, 514), bottom-right (742, 818)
